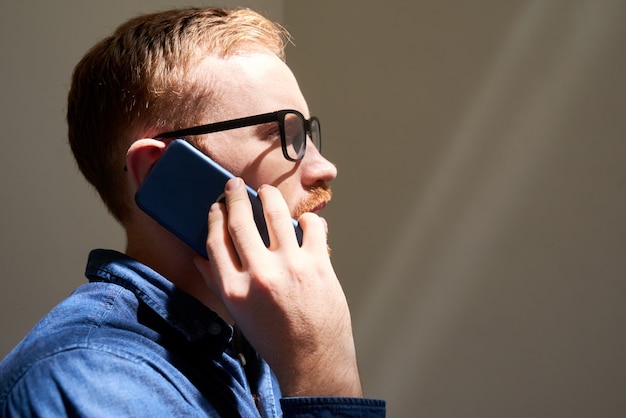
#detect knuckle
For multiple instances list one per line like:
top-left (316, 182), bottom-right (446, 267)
top-left (264, 206), bottom-right (287, 222)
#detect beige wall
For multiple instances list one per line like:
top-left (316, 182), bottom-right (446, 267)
top-left (2, 1), bottom-right (626, 417)
top-left (286, 1), bottom-right (626, 416)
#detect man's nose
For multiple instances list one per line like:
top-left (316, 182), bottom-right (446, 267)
top-left (302, 145), bottom-right (338, 185)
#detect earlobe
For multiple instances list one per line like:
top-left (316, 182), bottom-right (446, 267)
top-left (125, 139), bottom-right (168, 189)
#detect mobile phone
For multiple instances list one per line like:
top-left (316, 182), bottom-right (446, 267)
top-left (135, 139), bottom-right (303, 257)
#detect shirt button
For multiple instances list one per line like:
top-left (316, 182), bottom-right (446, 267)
top-left (208, 322), bottom-right (222, 336)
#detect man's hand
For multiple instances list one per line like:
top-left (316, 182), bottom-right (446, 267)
top-left (193, 178), bottom-right (363, 398)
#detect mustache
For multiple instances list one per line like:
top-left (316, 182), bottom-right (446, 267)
top-left (294, 183), bottom-right (333, 218)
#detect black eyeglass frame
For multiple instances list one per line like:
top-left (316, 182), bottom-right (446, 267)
top-left (154, 109), bottom-right (321, 162)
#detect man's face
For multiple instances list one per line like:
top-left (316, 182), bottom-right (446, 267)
top-left (191, 51), bottom-right (337, 218)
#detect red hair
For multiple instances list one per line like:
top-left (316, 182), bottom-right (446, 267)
top-left (67, 8), bottom-right (290, 222)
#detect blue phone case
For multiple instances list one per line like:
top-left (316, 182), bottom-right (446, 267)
top-left (135, 139), bottom-right (303, 257)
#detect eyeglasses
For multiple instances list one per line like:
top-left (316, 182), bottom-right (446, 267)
top-left (154, 109), bottom-right (321, 162)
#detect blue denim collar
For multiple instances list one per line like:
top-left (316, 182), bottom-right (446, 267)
top-left (85, 249), bottom-right (232, 344)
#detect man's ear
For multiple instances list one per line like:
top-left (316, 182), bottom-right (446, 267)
top-left (125, 139), bottom-right (168, 189)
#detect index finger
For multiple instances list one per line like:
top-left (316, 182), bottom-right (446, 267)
top-left (222, 177), bottom-right (267, 264)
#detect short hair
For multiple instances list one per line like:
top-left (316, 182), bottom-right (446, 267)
top-left (67, 7), bottom-right (290, 222)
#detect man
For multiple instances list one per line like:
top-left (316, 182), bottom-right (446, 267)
top-left (0, 7), bottom-right (385, 417)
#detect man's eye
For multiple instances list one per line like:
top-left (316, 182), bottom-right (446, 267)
top-left (266, 126), bottom-right (281, 140)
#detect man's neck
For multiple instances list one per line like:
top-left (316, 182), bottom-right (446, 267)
top-left (125, 227), bottom-right (234, 325)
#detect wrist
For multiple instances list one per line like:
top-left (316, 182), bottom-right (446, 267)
top-left (276, 342), bottom-right (363, 398)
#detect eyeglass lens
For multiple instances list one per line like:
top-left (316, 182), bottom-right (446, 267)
top-left (284, 113), bottom-right (305, 160)
top-left (283, 112), bottom-right (321, 160)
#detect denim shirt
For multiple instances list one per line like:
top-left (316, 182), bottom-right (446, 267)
top-left (0, 249), bottom-right (385, 417)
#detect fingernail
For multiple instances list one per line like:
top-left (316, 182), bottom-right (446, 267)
top-left (226, 177), bottom-right (242, 191)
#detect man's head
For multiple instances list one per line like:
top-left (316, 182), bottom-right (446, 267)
top-left (68, 7), bottom-right (327, 224)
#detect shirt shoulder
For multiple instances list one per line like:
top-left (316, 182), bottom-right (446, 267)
top-left (0, 280), bottom-right (220, 416)
top-left (1, 346), bottom-right (216, 417)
